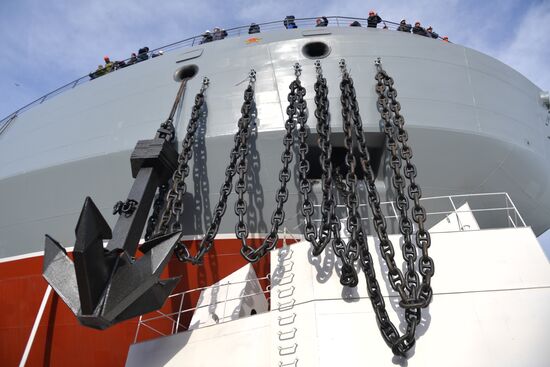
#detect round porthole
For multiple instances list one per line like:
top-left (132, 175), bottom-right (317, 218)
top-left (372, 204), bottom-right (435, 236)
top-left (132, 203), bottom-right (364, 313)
top-left (174, 64), bottom-right (199, 81)
top-left (302, 42), bottom-right (331, 59)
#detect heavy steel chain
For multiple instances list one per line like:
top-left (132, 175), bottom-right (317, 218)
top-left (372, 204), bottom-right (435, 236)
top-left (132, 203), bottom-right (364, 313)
top-left (335, 60), bottom-right (366, 287)
top-left (145, 184), bottom-right (167, 240)
top-left (142, 62), bottom-right (433, 356)
top-left (375, 59), bottom-right (434, 308)
top-left (142, 79), bottom-right (189, 240)
top-left (174, 70), bottom-right (256, 264)
top-left (238, 64), bottom-right (302, 263)
top-left (153, 77), bottom-right (210, 237)
top-left (377, 72), bottom-right (419, 302)
top-left (297, 61), bottom-right (334, 256)
top-left (298, 61), bottom-right (358, 286)
top-left (340, 59), bottom-right (427, 356)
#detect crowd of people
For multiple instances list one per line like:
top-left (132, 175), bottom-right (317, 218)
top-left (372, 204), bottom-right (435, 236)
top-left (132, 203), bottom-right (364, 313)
top-left (397, 19), bottom-right (448, 41)
top-left (90, 14), bottom-right (449, 81)
top-left (302, 12), bottom-right (449, 41)
top-left (89, 46), bottom-right (164, 80)
top-left (264, 14), bottom-right (449, 41)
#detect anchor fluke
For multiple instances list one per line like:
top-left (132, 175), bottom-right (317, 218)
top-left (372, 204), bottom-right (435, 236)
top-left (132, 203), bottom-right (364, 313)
top-left (42, 227), bottom-right (181, 330)
top-left (73, 196), bottom-right (115, 314)
top-left (43, 235), bottom-right (81, 315)
top-left (114, 277), bottom-right (180, 323)
top-left (102, 232), bottom-right (180, 321)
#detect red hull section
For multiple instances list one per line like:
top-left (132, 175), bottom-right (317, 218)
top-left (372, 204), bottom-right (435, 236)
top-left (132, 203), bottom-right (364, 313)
top-left (0, 238), bottom-right (282, 366)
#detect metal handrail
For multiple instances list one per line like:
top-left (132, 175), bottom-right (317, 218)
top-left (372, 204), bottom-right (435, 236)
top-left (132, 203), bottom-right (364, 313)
top-left (133, 192), bottom-right (524, 342)
top-left (304, 192), bottom-right (527, 232)
top-left (134, 274), bottom-right (271, 342)
top-left (0, 15), bottom-right (445, 134)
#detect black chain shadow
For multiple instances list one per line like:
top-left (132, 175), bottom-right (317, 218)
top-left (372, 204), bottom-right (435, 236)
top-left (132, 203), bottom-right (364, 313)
top-left (183, 102), bottom-right (220, 319)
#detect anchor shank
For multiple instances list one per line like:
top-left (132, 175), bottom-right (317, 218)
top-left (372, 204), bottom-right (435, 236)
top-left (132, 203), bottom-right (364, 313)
top-left (107, 167), bottom-right (160, 255)
top-left (107, 138), bottom-right (178, 255)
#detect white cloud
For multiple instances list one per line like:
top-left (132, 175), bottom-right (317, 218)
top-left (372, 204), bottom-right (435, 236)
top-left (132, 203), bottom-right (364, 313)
top-left (493, 1), bottom-right (550, 90)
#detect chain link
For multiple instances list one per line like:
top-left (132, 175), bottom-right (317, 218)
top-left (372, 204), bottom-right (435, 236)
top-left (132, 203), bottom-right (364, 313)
top-left (238, 65), bottom-right (302, 262)
top-left (148, 63), bottom-right (433, 357)
top-left (153, 77), bottom-right (210, 237)
top-left (142, 79), bottom-right (189, 239)
top-left (335, 60), bottom-right (366, 287)
top-left (174, 72), bottom-right (255, 264)
top-left (297, 60), bottom-right (336, 259)
top-left (372, 68), bottom-right (416, 302)
top-left (145, 183), bottom-right (167, 240)
top-left (375, 59), bottom-right (434, 308)
top-left (339, 60), bottom-right (411, 355)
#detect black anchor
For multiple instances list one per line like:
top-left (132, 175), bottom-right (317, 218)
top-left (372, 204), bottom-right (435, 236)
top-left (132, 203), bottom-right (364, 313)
top-left (42, 80), bottom-right (190, 329)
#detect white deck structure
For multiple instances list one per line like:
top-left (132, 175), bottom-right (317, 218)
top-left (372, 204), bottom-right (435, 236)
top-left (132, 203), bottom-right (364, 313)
top-left (127, 197), bottom-right (550, 366)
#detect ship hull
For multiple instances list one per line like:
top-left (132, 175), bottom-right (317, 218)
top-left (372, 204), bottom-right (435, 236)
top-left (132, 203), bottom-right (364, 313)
top-left (0, 237), bottom-right (277, 366)
top-left (0, 26), bottom-right (549, 366)
top-left (1, 28), bottom-right (549, 261)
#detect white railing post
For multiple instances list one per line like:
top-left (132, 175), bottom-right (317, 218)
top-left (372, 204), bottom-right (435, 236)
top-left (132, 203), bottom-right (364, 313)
top-left (174, 293), bottom-right (185, 334)
top-left (19, 286), bottom-right (52, 367)
top-left (389, 201), bottom-right (398, 221)
top-left (505, 192), bottom-right (527, 227)
top-left (134, 316), bottom-right (143, 343)
top-left (448, 196), bottom-right (463, 231)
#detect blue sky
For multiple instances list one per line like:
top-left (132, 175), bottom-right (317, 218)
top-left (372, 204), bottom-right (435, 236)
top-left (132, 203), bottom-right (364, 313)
top-left (1, 0), bottom-right (549, 256)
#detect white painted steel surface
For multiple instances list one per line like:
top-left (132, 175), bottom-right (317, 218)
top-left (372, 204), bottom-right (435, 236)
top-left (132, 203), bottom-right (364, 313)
top-left (188, 264), bottom-right (268, 329)
top-left (127, 226), bottom-right (550, 366)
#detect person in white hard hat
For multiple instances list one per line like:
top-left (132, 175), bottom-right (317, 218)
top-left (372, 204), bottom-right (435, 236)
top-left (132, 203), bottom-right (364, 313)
top-left (200, 30), bottom-right (213, 44)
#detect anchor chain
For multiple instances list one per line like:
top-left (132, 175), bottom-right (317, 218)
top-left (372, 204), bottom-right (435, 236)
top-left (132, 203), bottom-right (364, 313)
top-left (144, 62), bottom-right (432, 356)
top-left (238, 64), bottom-right (302, 262)
top-left (153, 77), bottom-right (210, 237)
top-left (339, 60), bottom-right (404, 355)
top-left (142, 79), bottom-right (190, 240)
top-left (174, 70), bottom-right (256, 264)
top-left (298, 60), bottom-right (335, 256)
top-left (145, 184), bottom-right (167, 240)
top-left (374, 69), bottom-right (417, 303)
top-left (335, 59), bottom-right (368, 287)
top-left (310, 64), bottom-right (351, 284)
top-left (375, 59), bottom-right (434, 307)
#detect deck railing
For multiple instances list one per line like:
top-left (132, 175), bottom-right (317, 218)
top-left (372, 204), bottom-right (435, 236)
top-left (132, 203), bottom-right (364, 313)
top-left (307, 191), bottom-right (527, 234)
top-left (0, 15), bottom-right (444, 136)
top-left (132, 192), bottom-right (525, 342)
top-left (133, 275), bottom-right (271, 342)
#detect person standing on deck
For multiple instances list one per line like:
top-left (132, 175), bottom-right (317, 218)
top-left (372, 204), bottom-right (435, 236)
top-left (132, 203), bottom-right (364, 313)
top-left (200, 30), bottom-right (213, 44)
top-left (397, 19), bottom-right (412, 32)
top-left (284, 15), bottom-right (298, 29)
top-left (367, 11), bottom-right (382, 28)
top-left (103, 56), bottom-right (113, 73)
top-left (412, 21), bottom-right (428, 36)
top-left (426, 26), bottom-right (439, 39)
top-left (316, 16), bottom-right (328, 27)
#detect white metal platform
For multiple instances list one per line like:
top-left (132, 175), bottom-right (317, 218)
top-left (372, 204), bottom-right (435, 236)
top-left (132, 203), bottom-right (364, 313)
top-left (127, 223), bottom-right (550, 366)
